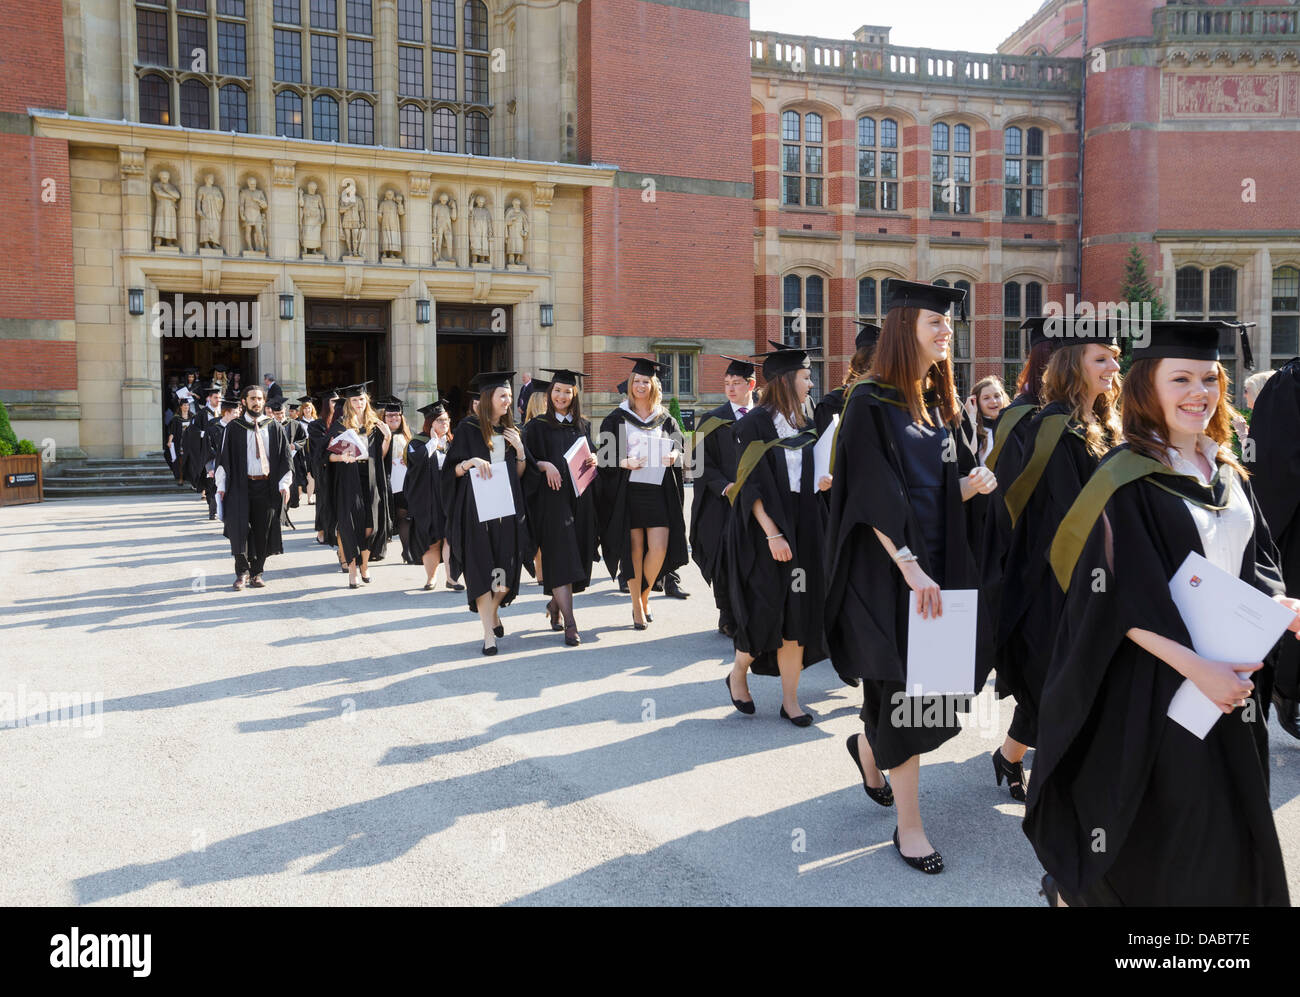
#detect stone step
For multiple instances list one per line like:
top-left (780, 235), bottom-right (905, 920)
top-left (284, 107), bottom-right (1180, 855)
top-left (49, 465), bottom-right (175, 479)
top-left (43, 482), bottom-right (190, 498)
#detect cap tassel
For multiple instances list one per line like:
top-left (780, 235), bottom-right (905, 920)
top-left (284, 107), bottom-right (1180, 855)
top-left (1239, 325), bottom-right (1255, 371)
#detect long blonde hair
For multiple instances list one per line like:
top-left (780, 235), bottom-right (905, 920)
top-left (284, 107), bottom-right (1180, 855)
top-left (525, 390), bottom-right (549, 422)
top-left (342, 395), bottom-right (382, 435)
top-left (1041, 343), bottom-right (1123, 458)
top-left (626, 373), bottom-right (663, 415)
top-left (299, 401), bottom-right (317, 422)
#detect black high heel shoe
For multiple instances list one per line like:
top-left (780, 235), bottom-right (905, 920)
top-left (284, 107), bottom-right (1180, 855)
top-left (546, 599), bottom-right (563, 632)
top-left (779, 705), bottom-right (813, 728)
top-left (1039, 873), bottom-right (1061, 907)
top-left (893, 827), bottom-right (944, 874)
top-left (631, 610), bottom-right (647, 631)
top-left (723, 676), bottom-right (755, 716)
top-left (564, 625), bottom-right (581, 647)
top-left (992, 748), bottom-right (1027, 802)
top-left (845, 735), bottom-right (893, 807)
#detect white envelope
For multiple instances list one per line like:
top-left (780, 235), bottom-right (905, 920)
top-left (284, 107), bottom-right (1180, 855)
top-left (814, 414), bottom-right (838, 482)
top-left (1166, 551), bottom-right (1295, 738)
top-left (629, 433), bottom-right (671, 485)
top-left (168, 442), bottom-right (176, 461)
top-left (904, 589), bottom-right (979, 695)
top-left (470, 465), bottom-right (515, 521)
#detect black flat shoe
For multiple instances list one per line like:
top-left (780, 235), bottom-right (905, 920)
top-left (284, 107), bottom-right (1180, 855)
top-left (423, 581), bottom-right (433, 591)
top-left (893, 828), bottom-right (944, 874)
top-left (446, 580), bottom-right (465, 591)
top-left (845, 735), bottom-right (893, 806)
top-left (493, 623), bottom-right (504, 638)
top-left (992, 748), bottom-right (1027, 802)
top-left (481, 641), bottom-right (497, 656)
top-left (779, 705), bottom-right (813, 728)
top-left (724, 676), bottom-right (755, 715)
top-left (564, 625), bottom-right (581, 647)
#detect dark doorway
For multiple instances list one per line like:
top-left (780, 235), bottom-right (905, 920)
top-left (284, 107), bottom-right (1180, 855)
top-left (436, 304), bottom-right (511, 424)
top-left (305, 300), bottom-right (390, 401)
top-left (158, 292), bottom-right (256, 419)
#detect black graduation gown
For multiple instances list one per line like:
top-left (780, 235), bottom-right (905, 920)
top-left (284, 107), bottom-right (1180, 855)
top-left (813, 386), bottom-right (846, 436)
top-left (994, 402), bottom-right (1104, 746)
top-left (823, 381), bottom-right (993, 769)
top-left (308, 417), bottom-right (335, 539)
top-left (330, 423), bottom-right (391, 564)
top-left (403, 434), bottom-right (450, 560)
top-left (1248, 357), bottom-right (1300, 699)
top-left (725, 407), bottom-right (827, 675)
top-left (283, 418), bottom-right (309, 507)
top-left (166, 414), bottom-right (192, 483)
top-left (442, 416), bottom-right (534, 611)
top-left (217, 415), bottom-right (291, 560)
top-left (594, 404), bottom-right (688, 585)
top-left (1024, 450), bottom-right (1289, 906)
top-left (523, 414), bottom-right (599, 594)
top-left (183, 408), bottom-right (216, 493)
top-left (688, 402), bottom-right (741, 591)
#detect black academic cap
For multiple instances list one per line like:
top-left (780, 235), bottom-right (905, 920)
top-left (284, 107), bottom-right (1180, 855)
top-left (417, 400), bottom-right (447, 418)
top-left (884, 279), bottom-right (968, 321)
top-left (1030, 313), bottom-right (1121, 349)
top-left (753, 340), bottom-right (820, 380)
top-left (467, 390), bottom-right (480, 401)
top-left (340, 381), bottom-right (373, 399)
top-left (183, 366), bottom-right (199, 375)
top-left (212, 364), bottom-right (229, 374)
top-left (382, 396), bottom-right (404, 414)
top-left (267, 398), bottom-right (285, 412)
top-left (622, 356), bottom-right (671, 380)
top-left (469, 371), bottom-right (516, 393)
top-left (220, 394), bottom-right (240, 410)
top-left (854, 322), bottom-right (882, 352)
top-left (296, 394), bottom-right (313, 405)
top-left (198, 381), bottom-right (221, 395)
top-left (720, 355), bottom-right (757, 379)
top-left (540, 368), bottom-right (585, 386)
top-left (1131, 320), bottom-right (1255, 365)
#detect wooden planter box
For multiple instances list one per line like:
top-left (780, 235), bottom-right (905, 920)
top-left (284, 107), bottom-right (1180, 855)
top-left (0, 453), bottom-right (43, 506)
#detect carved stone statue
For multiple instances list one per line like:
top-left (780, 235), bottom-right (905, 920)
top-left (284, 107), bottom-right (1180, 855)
top-left (433, 192), bottom-right (457, 262)
top-left (378, 189), bottom-right (405, 259)
top-left (152, 170), bottom-right (180, 249)
top-left (469, 195), bottom-right (492, 265)
top-left (504, 197), bottom-right (529, 266)
top-left (238, 177), bottom-right (268, 253)
top-left (338, 177), bottom-right (366, 257)
top-left (195, 174), bottom-right (224, 250)
top-left (298, 180), bottom-right (325, 257)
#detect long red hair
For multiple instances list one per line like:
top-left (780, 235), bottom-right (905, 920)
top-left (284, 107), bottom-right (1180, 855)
top-left (1120, 358), bottom-right (1247, 478)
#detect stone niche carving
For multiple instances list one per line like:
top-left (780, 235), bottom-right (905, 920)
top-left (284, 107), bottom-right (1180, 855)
top-left (298, 179), bottom-right (326, 258)
top-left (432, 190), bottom-right (458, 265)
top-left (468, 193), bottom-right (493, 267)
top-left (338, 177), bottom-right (367, 258)
top-left (504, 196), bottom-right (529, 269)
top-left (238, 175), bottom-right (269, 256)
top-left (378, 188), bottom-right (405, 261)
top-left (195, 173), bottom-right (225, 252)
top-left (152, 169), bottom-right (181, 251)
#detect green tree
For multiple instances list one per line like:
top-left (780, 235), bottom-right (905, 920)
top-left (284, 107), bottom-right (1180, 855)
top-left (0, 400), bottom-right (18, 452)
top-left (1116, 244), bottom-right (1168, 375)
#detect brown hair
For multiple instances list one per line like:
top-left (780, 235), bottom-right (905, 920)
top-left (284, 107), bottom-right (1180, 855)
top-left (970, 375), bottom-right (1011, 454)
top-left (1041, 343), bottom-right (1123, 458)
top-left (1120, 358), bottom-right (1247, 478)
top-left (299, 401), bottom-right (317, 422)
top-left (478, 385), bottom-right (516, 450)
top-left (758, 367), bottom-right (810, 428)
top-left (867, 306), bottom-right (960, 426)
top-left (421, 410), bottom-right (453, 441)
top-left (1015, 340), bottom-right (1053, 405)
top-left (840, 343), bottom-right (875, 390)
top-left (546, 380), bottom-right (584, 423)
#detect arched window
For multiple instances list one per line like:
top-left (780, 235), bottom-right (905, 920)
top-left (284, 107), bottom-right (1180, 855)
top-left (275, 89), bottom-right (303, 137)
top-left (464, 0), bottom-right (488, 50)
top-left (219, 84), bottom-right (248, 132)
top-left (312, 94), bottom-right (339, 141)
top-left (464, 0), bottom-right (489, 103)
top-left (432, 106), bottom-right (457, 152)
top-left (347, 97), bottom-right (374, 145)
top-left (1003, 280), bottom-right (1043, 388)
top-left (935, 278), bottom-right (974, 396)
top-left (399, 103), bottom-right (424, 149)
top-left (1177, 264), bottom-right (1242, 392)
top-left (781, 110), bottom-right (824, 207)
top-left (1273, 266), bottom-right (1300, 367)
top-left (856, 116), bottom-right (899, 211)
top-left (1005, 125), bottom-right (1044, 217)
top-left (179, 78), bottom-right (211, 129)
top-left (858, 275), bottom-right (879, 320)
top-left (783, 272), bottom-right (826, 395)
top-left (466, 111), bottom-right (489, 155)
top-left (139, 74), bottom-right (171, 125)
top-left (932, 120), bottom-right (971, 214)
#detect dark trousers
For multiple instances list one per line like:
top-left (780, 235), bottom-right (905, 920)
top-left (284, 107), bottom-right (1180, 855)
top-left (203, 476), bottom-right (218, 516)
top-left (235, 477), bottom-right (277, 577)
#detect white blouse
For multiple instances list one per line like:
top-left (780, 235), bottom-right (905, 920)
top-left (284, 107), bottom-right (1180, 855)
top-left (389, 433), bottom-right (407, 492)
top-left (772, 411), bottom-right (802, 493)
top-left (427, 434), bottom-right (448, 469)
top-left (1168, 434), bottom-right (1253, 577)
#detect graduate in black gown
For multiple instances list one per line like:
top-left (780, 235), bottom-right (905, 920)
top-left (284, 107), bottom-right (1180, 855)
top-left (988, 323), bottom-right (1122, 802)
top-left (523, 369), bottom-right (600, 646)
top-left (443, 371), bottom-right (534, 655)
top-left (283, 397), bottom-right (311, 512)
top-left (166, 398), bottom-right (193, 486)
top-left (813, 321), bottom-right (879, 436)
top-left (689, 356), bottom-right (756, 638)
top-left (379, 397), bottom-right (415, 563)
top-left (185, 382), bottom-right (222, 511)
top-left (329, 383), bottom-right (393, 587)
top-left (722, 344), bottom-right (832, 726)
top-left (823, 279), bottom-right (997, 874)
top-left (595, 358), bottom-right (688, 629)
top-left (1026, 320), bottom-right (1300, 906)
top-left (309, 391), bottom-right (338, 551)
top-left (402, 400), bottom-right (463, 591)
top-left (267, 398), bottom-right (301, 530)
top-left (1247, 357), bottom-right (1300, 740)
top-left (203, 391), bottom-right (240, 519)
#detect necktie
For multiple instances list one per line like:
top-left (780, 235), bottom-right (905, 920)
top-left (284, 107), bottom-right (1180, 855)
top-left (737, 407), bottom-right (748, 416)
top-left (253, 420), bottom-right (269, 476)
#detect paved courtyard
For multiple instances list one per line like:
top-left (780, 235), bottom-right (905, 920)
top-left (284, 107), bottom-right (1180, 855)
top-left (3, 491), bottom-right (1299, 905)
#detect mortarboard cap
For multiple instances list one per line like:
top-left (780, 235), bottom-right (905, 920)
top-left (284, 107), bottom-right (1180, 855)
top-left (417, 400), bottom-right (447, 418)
top-left (469, 371), bottom-right (516, 394)
top-left (1131, 320), bottom-right (1255, 366)
top-left (296, 395), bottom-right (313, 405)
top-left (540, 368), bottom-right (585, 386)
top-left (622, 356), bottom-right (671, 380)
top-left (382, 396), bottom-right (404, 414)
top-left (198, 381), bottom-right (221, 395)
top-left (720, 355), bottom-right (757, 379)
top-left (884, 279), bottom-right (968, 321)
top-left (855, 321), bottom-right (882, 353)
top-left (616, 380), bottom-right (628, 395)
top-left (752, 339), bottom-right (820, 380)
top-left (212, 364), bottom-right (229, 374)
top-left (267, 398), bottom-right (285, 412)
top-left (340, 381), bottom-right (373, 399)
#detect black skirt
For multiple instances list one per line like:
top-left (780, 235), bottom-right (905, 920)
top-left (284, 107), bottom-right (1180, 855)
top-left (627, 481), bottom-right (670, 528)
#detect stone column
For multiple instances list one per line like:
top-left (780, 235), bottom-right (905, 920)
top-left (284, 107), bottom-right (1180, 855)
top-left (377, 0), bottom-right (398, 149)
top-left (120, 265), bottom-right (159, 458)
top-left (120, 147), bottom-right (149, 255)
top-left (269, 160), bottom-right (298, 260)
top-left (249, 0), bottom-right (275, 135)
top-left (406, 172), bottom-right (432, 267)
